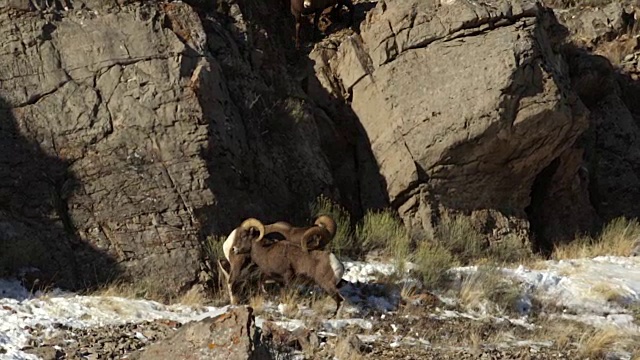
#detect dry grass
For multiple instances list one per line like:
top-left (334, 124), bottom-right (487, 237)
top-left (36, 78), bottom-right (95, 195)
top-left (576, 326), bottom-right (634, 358)
top-left (280, 290), bottom-right (302, 318)
top-left (310, 293), bottom-right (339, 316)
top-left (413, 241), bottom-right (456, 290)
top-left (309, 195), bottom-right (355, 257)
top-left (356, 208), bottom-right (411, 272)
top-left (249, 293), bottom-right (267, 315)
top-left (485, 233), bottom-right (535, 265)
top-left (89, 277), bottom-right (212, 306)
top-left (333, 333), bottom-right (365, 360)
top-left (552, 217), bottom-right (640, 260)
top-left (531, 318), bottom-right (587, 351)
top-left (203, 234), bottom-right (226, 265)
top-left (590, 282), bottom-right (627, 303)
top-left (458, 267), bottom-right (522, 314)
top-left (435, 211), bottom-right (484, 264)
top-left (530, 318), bottom-right (636, 356)
top-left (468, 327), bottom-right (483, 354)
top-left (177, 284), bottom-right (207, 306)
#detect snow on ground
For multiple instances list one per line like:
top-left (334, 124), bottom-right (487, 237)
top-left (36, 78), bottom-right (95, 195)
top-left (451, 256), bottom-right (640, 332)
top-left (2, 256), bottom-right (640, 359)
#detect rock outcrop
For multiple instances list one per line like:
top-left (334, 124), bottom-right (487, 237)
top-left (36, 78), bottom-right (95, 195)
top-left (130, 306), bottom-right (272, 360)
top-left (308, 0), bottom-right (596, 244)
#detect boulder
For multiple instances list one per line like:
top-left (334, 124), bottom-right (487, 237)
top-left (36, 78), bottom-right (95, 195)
top-left (309, 0), bottom-right (593, 242)
top-left (129, 306), bottom-right (272, 360)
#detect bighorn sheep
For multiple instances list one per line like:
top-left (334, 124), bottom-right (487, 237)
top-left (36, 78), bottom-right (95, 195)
top-left (290, 0), bottom-right (355, 49)
top-left (231, 224), bottom-right (346, 317)
top-left (218, 216), bottom-right (335, 304)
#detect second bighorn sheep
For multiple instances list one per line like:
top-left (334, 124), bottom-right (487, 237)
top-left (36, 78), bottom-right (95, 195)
top-left (219, 216), bottom-right (336, 304)
top-left (290, 0), bottom-right (355, 49)
top-left (231, 220), bottom-right (346, 317)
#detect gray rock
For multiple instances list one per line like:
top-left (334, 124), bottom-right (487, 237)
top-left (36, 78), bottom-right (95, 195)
top-left (129, 306), bottom-right (272, 360)
top-left (309, 0), bottom-right (591, 243)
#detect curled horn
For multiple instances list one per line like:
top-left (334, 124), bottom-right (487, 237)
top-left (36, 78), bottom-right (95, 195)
top-left (240, 218), bottom-right (265, 242)
top-left (301, 226), bottom-right (332, 252)
top-left (314, 215), bottom-right (337, 239)
top-left (265, 221), bottom-right (293, 237)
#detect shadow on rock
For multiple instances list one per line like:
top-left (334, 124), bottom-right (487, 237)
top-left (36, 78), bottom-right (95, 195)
top-left (0, 95), bottom-right (122, 292)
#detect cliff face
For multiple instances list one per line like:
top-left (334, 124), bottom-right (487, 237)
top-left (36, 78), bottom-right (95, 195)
top-left (308, 0), bottom-right (596, 246)
top-left (0, 0), bottom-right (353, 293)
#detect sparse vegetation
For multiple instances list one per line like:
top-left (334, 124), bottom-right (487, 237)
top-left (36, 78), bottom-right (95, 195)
top-left (413, 241), bottom-right (456, 289)
top-left (90, 277), bottom-right (178, 304)
top-left (591, 282), bottom-right (627, 304)
top-left (356, 208), bottom-right (411, 272)
top-left (435, 211), bottom-right (484, 264)
top-left (309, 194), bottom-right (355, 257)
top-left (333, 333), bottom-right (365, 360)
top-left (249, 293), bottom-right (268, 315)
top-left (485, 233), bottom-right (535, 264)
top-left (458, 266), bottom-right (522, 315)
top-left (203, 234), bottom-right (226, 265)
top-left (576, 326), bottom-right (634, 358)
top-left (552, 217), bottom-right (640, 260)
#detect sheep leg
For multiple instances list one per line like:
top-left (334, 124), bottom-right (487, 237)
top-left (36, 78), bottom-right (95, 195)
top-left (218, 260), bottom-right (238, 305)
top-left (319, 280), bottom-right (345, 319)
top-left (227, 254), bottom-right (249, 305)
top-left (330, 290), bottom-right (345, 319)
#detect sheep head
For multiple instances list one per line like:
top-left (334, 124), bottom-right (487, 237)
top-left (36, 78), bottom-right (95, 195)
top-left (314, 215), bottom-right (337, 239)
top-left (231, 218), bottom-right (265, 255)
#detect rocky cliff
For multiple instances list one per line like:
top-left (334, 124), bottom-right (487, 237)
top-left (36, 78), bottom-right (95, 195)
top-left (0, 0), bottom-right (355, 294)
top-left (2, 0), bottom-right (640, 294)
top-left (310, 0), bottom-right (640, 251)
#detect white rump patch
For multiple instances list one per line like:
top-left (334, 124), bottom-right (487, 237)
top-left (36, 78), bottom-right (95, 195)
top-left (222, 229), bottom-right (237, 261)
top-left (303, 0), bottom-right (312, 8)
top-left (329, 253), bottom-right (345, 284)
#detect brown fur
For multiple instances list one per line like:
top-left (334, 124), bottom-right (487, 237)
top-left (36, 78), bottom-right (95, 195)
top-left (223, 216), bottom-right (335, 303)
top-left (233, 236), bottom-right (345, 317)
top-left (289, 0), bottom-right (355, 49)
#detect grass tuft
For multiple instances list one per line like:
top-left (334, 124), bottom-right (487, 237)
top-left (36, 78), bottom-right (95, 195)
top-left (435, 211), bottom-right (484, 264)
top-left (356, 208), bottom-right (411, 272)
top-left (486, 233), bottom-right (535, 265)
top-left (552, 217), bottom-right (640, 260)
top-left (576, 326), bottom-right (633, 358)
top-left (458, 266), bottom-right (522, 314)
top-left (413, 241), bottom-right (456, 290)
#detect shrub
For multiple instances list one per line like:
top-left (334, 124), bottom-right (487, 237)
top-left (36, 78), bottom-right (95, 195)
top-left (356, 208), bottom-right (411, 271)
top-left (413, 241), bottom-right (456, 289)
top-left (486, 233), bottom-right (534, 264)
top-left (435, 211), bottom-right (484, 264)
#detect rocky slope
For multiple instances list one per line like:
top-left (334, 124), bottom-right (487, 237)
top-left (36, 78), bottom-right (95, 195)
top-left (2, 0), bottom-right (640, 295)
